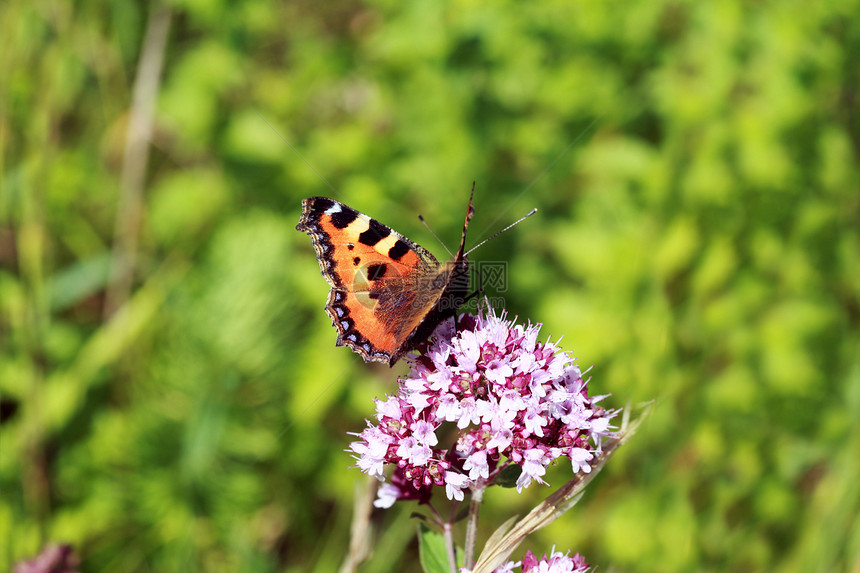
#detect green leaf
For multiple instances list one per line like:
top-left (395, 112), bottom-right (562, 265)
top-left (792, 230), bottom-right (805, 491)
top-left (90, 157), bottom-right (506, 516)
top-left (495, 464), bottom-right (522, 488)
top-left (418, 523), bottom-right (452, 573)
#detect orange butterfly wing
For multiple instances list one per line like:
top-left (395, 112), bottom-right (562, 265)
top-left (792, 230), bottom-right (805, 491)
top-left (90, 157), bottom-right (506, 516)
top-left (297, 197), bottom-right (467, 365)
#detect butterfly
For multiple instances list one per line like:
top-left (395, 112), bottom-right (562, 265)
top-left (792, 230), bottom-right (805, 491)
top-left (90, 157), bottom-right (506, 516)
top-left (296, 189), bottom-right (475, 366)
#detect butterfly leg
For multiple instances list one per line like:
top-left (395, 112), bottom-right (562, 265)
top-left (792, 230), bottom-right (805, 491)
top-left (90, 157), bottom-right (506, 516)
top-left (452, 266), bottom-right (488, 333)
top-left (463, 262), bottom-right (487, 307)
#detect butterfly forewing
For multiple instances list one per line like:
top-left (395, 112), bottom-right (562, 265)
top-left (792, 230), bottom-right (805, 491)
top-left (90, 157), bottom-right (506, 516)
top-left (297, 197), bottom-right (461, 365)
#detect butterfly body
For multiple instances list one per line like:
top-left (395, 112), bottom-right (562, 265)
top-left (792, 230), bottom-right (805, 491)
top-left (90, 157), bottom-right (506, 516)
top-left (297, 195), bottom-right (474, 366)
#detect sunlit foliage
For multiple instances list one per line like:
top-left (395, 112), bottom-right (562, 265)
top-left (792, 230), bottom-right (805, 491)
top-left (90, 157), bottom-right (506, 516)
top-left (2, 0), bottom-right (859, 571)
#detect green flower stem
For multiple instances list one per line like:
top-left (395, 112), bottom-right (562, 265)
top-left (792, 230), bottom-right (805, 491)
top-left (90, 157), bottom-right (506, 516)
top-left (443, 520), bottom-right (457, 573)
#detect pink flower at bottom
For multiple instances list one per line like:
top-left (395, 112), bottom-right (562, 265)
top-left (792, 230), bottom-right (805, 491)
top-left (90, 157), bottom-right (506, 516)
top-left (460, 548), bottom-right (589, 573)
top-left (519, 548), bottom-right (589, 572)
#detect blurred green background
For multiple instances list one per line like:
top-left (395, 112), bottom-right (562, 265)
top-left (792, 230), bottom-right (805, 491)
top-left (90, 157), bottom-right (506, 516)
top-left (2, 0), bottom-right (859, 571)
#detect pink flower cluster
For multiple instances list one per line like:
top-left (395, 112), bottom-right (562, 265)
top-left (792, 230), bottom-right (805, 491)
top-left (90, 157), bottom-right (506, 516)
top-left (485, 548), bottom-right (590, 573)
top-left (349, 310), bottom-right (615, 506)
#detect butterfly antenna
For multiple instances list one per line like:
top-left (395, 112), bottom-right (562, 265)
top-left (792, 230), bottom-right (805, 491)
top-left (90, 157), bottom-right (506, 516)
top-left (464, 208), bottom-right (538, 256)
top-left (417, 214), bottom-right (454, 257)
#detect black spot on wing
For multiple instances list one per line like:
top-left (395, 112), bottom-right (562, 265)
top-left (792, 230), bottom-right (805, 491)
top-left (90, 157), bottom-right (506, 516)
top-left (308, 198), bottom-right (334, 215)
top-left (388, 239), bottom-right (411, 261)
top-left (358, 218), bottom-right (391, 246)
top-left (353, 257), bottom-right (361, 266)
top-left (367, 264), bottom-right (387, 281)
top-left (331, 205), bottom-right (359, 229)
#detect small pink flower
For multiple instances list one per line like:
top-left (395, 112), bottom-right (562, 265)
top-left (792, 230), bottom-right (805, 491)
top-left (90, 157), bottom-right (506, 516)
top-left (568, 447), bottom-right (593, 474)
top-left (445, 471), bottom-right (470, 501)
top-left (517, 448), bottom-right (550, 491)
top-left (464, 450), bottom-right (490, 481)
top-left (374, 483), bottom-right (401, 509)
